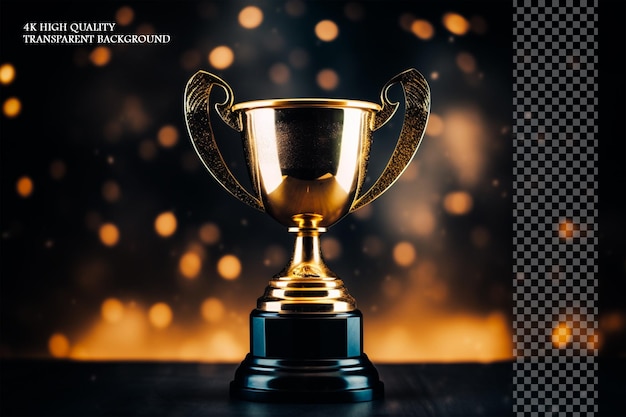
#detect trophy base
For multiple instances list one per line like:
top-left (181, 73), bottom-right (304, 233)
top-left (230, 309), bottom-right (384, 403)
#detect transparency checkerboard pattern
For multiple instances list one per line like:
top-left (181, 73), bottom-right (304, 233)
top-left (513, 1), bottom-right (598, 416)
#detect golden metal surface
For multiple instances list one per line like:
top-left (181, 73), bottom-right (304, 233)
top-left (184, 69), bottom-right (431, 314)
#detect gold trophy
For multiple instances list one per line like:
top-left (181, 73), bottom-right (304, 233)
top-left (184, 68), bottom-right (430, 402)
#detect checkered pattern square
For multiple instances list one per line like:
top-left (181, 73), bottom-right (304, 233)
top-left (512, 0), bottom-right (598, 415)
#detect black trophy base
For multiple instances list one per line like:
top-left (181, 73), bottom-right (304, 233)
top-left (230, 309), bottom-right (383, 403)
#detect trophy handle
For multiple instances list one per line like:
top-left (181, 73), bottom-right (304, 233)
top-left (350, 68), bottom-right (431, 212)
top-left (184, 71), bottom-right (264, 212)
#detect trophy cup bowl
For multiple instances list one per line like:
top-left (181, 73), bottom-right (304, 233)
top-left (184, 69), bottom-right (430, 402)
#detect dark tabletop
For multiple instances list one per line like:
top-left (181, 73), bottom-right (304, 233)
top-left (0, 360), bottom-right (513, 417)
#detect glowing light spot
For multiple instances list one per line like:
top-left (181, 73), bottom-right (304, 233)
top-left (209, 46), bottom-right (234, 70)
top-left (430, 71), bottom-right (439, 80)
top-left (238, 6), bottom-right (263, 29)
top-left (362, 236), bottom-right (384, 257)
top-left (115, 6), bottom-right (134, 26)
top-left (443, 12), bottom-right (470, 36)
top-left (16, 176), bottom-right (33, 198)
top-left (409, 204), bottom-right (436, 237)
top-left (269, 63), bottom-right (291, 85)
top-left (89, 46), bottom-right (111, 66)
top-left (217, 254), bottom-right (241, 280)
top-left (398, 13), bottom-right (416, 32)
top-left (0, 63), bottom-right (16, 85)
top-left (393, 241), bottom-right (416, 267)
top-left (101, 298), bottom-right (125, 323)
top-left (321, 237), bottom-right (342, 261)
top-left (426, 113), bottom-right (444, 136)
top-left (285, 0), bottom-right (306, 17)
top-left (558, 219), bottom-right (578, 239)
top-left (50, 160), bottom-right (66, 180)
top-left (154, 211), bottom-right (177, 237)
top-left (99, 223), bottom-right (120, 247)
top-left (157, 125), bottom-right (179, 148)
top-left (411, 19), bottom-right (434, 40)
top-left (316, 68), bottom-right (339, 91)
top-left (102, 180), bottom-right (121, 203)
top-left (138, 139), bottom-right (157, 160)
top-left (443, 191), bottom-right (473, 215)
top-left (3, 97), bottom-right (21, 118)
top-left (201, 297), bottom-right (225, 323)
top-left (315, 20), bottom-right (339, 42)
top-left (48, 333), bottom-right (70, 358)
top-left (552, 322), bottom-right (572, 348)
top-left (199, 223), bottom-right (221, 245)
top-left (149, 302), bottom-right (173, 329)
top-left (456, 52), bottom-right (477, 73)
top-left (179, 251), bottom-right (202, 279)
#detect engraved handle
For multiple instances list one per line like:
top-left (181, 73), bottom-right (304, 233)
top-left (350, 68), bottom-right (431, 212)
top-left (184, 71), bottom-right (264, 211)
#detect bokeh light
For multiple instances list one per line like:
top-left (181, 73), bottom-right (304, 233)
top-left (0, 63), bottom-right (16, 85)
top-left (16, 176), bottom-right (33, 198)
top-left (442, 12), bottom-right (470, 36)
top-left (316, 68), bottom-right (339, 90)
top-left (552, 322), bottom-right (573, 348)
top-left (411, 19), bottom-right (435, 40)
top-left (102, 180), bottom-right (121, 203)
top-left (217, 254), bottom-right (241, 280)
top-left (457, 52), bottom-right (477, 73)
top-left (89, 46), bottom-right (111, 66)
top-left (208, 46), bottom-right (234, 70)
top-left (48, 333), bottom-right (70, 358)
top-left (179, 251), bottom-right (202, 279)
top-left (425, 113), bottom-right (444, 136)
top-left (393, 241), bottom-right (417, 267)
top-left (238, 6), bottom-right (263, 29)
top-left (285, 0), bottom-right (306, 17)
top-left (315, 20), bottom-right (339, 42)
top-left (115, 6), bottom-right (134, 26)
top-left (101, 298), bottom-right (125, 323)
top-left (154, 211), bottom-right (177, 237)
top-left (269, 63), bottom-right (291, 85)
top-left (3, 97), bottom-right (21, 118)
top-left (321, 237), bottom-right (342, 261)
top-left (443, 191), bottom-right (473, 215)
top-left (148, 302), bottom-right (173, 329)
top-left (157, 124), bottom-right (179, 148)
top-left (50, 160), bottom-right (67, 180)
top-left (201, 297), bottom-right (225, 323)
top-left (99, 223), bottom-right (120, 247)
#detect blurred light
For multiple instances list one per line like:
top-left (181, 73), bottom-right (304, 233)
top-left (209, 46), bottom-right (234, 70)
top-left (558, 218), bottom-right (577, 239)
top-left (89, 46), bottom-right (111, 66)
top-left (443, 12), bottom-right (470, 36)
top-left (411, 19), bottom-right (434, 40)
top-left (470, 15), bottom-right (488, 34)
top-left (85, 211), bottom-right (103, 231)
top-left (471, 226), bottom-right (490, 248)
top-left (352, 203), bottom-right (372, 220)
top-left (102, 180), bottom-right (121, 203)
top-left (217, 254), bottom-right (241, 280)
top-left (48, 333), bottom-right (70, 358)
top-left (321, 237), bottom-right (342, 261)
top-left (316, 68), bottom-right (339, 91)
top-left (136, 24), bottom-right (155, 35)
top-left (157, 124), bottom-right (179, 148)
top-left (50, 160), bottom-right (67, 180)
top-left (101, 298), bottom-right (125, 323)
top-left (138, 139), bottom-right (158, 160)
top-left (425, 113), bottom-right (444, 136)
top-left (600, 311), bottom-right (625, 333)
top-left (181, 49), bottom-right (201, 71)
top-left (456, 52), bottom-right (477, 73)
top-left (115, 6), bottom-right (134, 26)
top-left (16, 176), bottom-right (33, 198)
top-left (238, 6), bottom-right (263, 29)
top-left (149, 302), bottom-right (173, 329)
top-left (154, 211), bottom-right (177, 237)
top-left (382, 275), bottom-right (402, 299)
top-left (0, 63), bottom-right (16, 85)
top-left (443, 109), bottom-right (485, 185)
top-left (285, 0), bottom-right (306, 17)
top-left (393, 241), bottom-right (416, 267)
top-left (201, 297), bottom-right (225, 323)
top-left (443, 191), bottom-right (473, 215)
top-left (263, 245), bottom-right (288, 268)
top-left (199, 222), bottom-right (221, 245)
top-left (269, 63), bottom-right (291, 85)
top-left (430, 71), bottom-right (439, 80)
top-left (288, 48), bottom-right (309, 69)
top-left (315, 20), bottom-right (339, 42)
top-left (99, 223), bottom-right (120, 247)
top-left (3, 97), bottom-right (21, 118)
top-left (398, 13), bottom-right (416, 32)
top-left (409, 204), bottom-right (436, 236)
top-left (552, 322), bottom-right (572, 348)
top-left (362, 235), bottom-right (384, 257)
top-left (344, 2), bottom-right (365, 21)
top-left (179, 251), bottom-right (202, 279)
